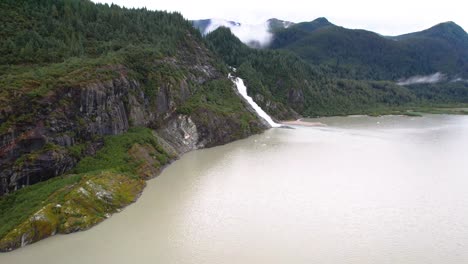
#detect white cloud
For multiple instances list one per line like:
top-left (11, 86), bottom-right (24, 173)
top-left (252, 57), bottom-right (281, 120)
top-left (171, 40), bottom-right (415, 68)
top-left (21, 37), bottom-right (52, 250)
top-left (91, 0), bottom-right (467, 36)
top-left (204, 19), bottom-right (273, 47)
top-left (451, 78), bottom-right (468, 83)
top-left (397, 72), bottom-right (446, 86)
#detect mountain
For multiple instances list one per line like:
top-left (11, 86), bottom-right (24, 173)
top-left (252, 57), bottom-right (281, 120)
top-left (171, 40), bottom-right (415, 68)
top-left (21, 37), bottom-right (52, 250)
top-left (287, 17), bottom-right (333, 32)
top-left (266, 18), bottom-right (295, 32)
top-left (206, 27), bottom-right (468, 118)
top-left (194, 17), bottom-right (468, 80)
top-left (270, 18), bottom-right (468, 80)
top-left (0, 0), bottom-right (268, 250)
top-left (392, 21), bottom-right (468, 45)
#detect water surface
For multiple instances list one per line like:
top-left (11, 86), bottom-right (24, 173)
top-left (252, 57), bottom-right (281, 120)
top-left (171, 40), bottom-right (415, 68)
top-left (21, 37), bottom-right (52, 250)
top-left (2, 115), bottom-right (468, 264)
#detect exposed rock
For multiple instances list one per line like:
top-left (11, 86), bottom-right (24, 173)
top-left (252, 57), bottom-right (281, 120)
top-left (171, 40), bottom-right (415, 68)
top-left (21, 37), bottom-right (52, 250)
top-left (9, 149), bottom-right (76, 191)
top-left (157, 115), bottom-right (201, 155)
top-left (0, 171), bottom-right (145, 251)
top-left (0, 73), bottom-right (270, 251)
top-left (79, 78), bottom-right (130, 136)
top-left (0, 59), bottom-right (223, 195)
top-left (0, 11), bottom-right (284, 193)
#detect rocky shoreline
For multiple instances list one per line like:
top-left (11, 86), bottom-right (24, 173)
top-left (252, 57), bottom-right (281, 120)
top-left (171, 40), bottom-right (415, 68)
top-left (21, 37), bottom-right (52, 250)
top-left (0, 111), bottom-right (270, 252)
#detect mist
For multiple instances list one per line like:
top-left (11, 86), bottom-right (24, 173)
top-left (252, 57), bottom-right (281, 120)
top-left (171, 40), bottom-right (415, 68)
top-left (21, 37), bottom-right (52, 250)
top-left (397, 72), bottom-right (446, 86)
top-left (452, 77), bottom-right (468, 83)
top-left (204, 19), bottom-right (273, 48)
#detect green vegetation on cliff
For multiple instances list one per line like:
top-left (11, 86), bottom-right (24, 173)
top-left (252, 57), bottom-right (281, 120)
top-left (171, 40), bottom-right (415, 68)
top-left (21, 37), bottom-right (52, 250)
top-left (0, 127), bottom-right (172, 250)
top-left (0, 0), bottom-right (204, 142)
top-left (0, 174), bottom-right (82, 239)
top-left (74, 127), bottom-right (171, 174)
top-left (0, 1), bottom-right (268, 251)
top-left (0, 0), bottom-right (221, 116)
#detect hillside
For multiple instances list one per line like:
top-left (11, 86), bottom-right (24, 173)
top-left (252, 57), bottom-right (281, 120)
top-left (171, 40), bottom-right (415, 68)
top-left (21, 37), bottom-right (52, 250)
top-left (270, 18), bottom-right (468, 80)
top-left (207, 27), bottom-right (468, 117)
top-left (0, 0), bottom-right (269, 250)
top-left (0, 0), bottom-right (269, 192)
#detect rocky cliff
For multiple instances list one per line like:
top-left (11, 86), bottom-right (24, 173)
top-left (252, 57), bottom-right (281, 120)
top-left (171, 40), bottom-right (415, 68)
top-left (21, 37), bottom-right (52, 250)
top-left (0, 58), bottom-right (269, 252)
top-left (0, 56), bottom-right (268, 196)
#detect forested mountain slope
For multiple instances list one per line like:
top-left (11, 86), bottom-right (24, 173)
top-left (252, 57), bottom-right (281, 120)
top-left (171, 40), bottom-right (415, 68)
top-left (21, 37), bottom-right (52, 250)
top-left (270, 18), bottom-right (468, 80)
top-left (206, 27), bottom-right (468, 117)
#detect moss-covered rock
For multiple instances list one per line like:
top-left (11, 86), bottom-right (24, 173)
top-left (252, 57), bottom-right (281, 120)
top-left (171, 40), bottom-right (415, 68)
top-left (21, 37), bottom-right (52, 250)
top-left (0, 171), bottom-right (145, 252)
top-left (0, 127), bottom-right (178, 252)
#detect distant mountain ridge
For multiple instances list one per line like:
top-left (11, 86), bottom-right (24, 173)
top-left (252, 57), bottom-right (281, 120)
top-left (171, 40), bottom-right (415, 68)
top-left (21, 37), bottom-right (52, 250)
top-left (205, 26), bottom-right (468, 120)
top-left (193, 17), bottom-right (468, 80)
top-left (273, 18), bottom-right (468, 80)
top-left (391, 21), bottom-right (468, 43)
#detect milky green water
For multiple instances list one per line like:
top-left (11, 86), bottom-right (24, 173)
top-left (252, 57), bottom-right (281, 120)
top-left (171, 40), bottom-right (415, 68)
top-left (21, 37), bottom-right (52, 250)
top-left (2, 115), bottom-right (468, 264)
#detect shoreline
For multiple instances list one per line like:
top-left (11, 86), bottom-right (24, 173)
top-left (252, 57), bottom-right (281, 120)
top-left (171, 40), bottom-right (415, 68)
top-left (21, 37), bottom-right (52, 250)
top-left (0, 126), bottom-right (268, 253)
top-left (281, 119), bottom-right (325, 127)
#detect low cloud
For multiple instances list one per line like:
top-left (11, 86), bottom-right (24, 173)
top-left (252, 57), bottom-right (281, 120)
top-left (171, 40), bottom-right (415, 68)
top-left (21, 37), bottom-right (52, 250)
top-left (397, 72), bottom-right (446, 86)
top-left (204, 19), bottom-right (273, 48)
top-left (451, 77), bottom-right (468, 83)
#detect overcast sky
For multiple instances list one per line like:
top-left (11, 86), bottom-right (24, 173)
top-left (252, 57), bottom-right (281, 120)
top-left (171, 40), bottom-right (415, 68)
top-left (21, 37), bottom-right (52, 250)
top-left (92, 0), bottom-right (467, 36)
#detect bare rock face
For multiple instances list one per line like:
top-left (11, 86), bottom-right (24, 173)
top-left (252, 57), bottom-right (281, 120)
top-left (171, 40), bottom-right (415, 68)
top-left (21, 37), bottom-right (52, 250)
top-left (79, 78), bottom-right (130, 136)
top-left (158, 115), bottom-right (201, 155)
top-left (8, 149), bottom-right (76, 191)
top-left (0, 74), bottom-right (160, 194)
top-left (0, 28), bottom-right (274, 195)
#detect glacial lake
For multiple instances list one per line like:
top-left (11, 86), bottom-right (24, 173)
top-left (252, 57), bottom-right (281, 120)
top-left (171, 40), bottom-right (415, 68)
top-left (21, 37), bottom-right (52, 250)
top-left (2, 114), bottom-right (468, 264)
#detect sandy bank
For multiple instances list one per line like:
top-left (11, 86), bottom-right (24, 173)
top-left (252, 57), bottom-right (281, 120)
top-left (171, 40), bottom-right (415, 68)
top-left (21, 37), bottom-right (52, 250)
top-left (281, 119), bottom-right (325, 127)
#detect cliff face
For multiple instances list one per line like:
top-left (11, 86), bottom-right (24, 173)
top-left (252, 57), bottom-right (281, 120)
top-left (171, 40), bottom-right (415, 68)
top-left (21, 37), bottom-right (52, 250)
top-left (0, 58), bottom-right (269, 250)
top-left (0, 55), bottom-right (269, 250)
top-left (0, 57), bottom-right (268, 196)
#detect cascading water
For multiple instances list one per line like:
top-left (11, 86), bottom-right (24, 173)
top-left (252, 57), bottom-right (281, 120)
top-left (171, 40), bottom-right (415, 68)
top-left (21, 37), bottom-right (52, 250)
top-left (229, 74), bottom-right (281, 128)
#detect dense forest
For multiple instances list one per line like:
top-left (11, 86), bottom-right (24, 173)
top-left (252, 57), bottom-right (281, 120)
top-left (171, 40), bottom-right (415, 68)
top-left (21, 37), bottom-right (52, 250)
top-left (0, 0), bottom-right (203, 64)
top-left (270, 18), bottom-right (468, 80)
top-left (206, 27), bottom-right (468, 117)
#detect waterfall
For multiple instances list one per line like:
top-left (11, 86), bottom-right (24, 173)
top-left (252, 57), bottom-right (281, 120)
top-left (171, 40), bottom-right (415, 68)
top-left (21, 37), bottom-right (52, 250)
top-left (230, 74), bottom-right (281, 128)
